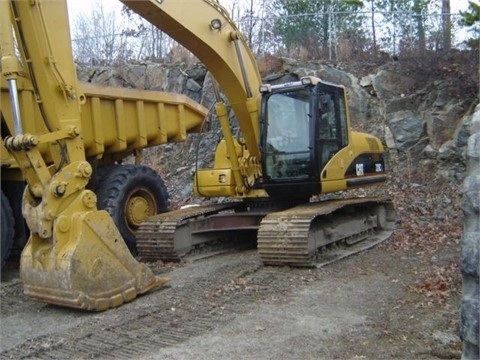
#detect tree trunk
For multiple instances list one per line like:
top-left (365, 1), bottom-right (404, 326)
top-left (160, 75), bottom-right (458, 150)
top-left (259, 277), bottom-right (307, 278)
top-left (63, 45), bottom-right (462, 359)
top-left (413, 0), bottom-right (426, 53)
top-left (442, 0), bottom-right (451, 51)
top-left (370, 0), bottom-right (377, 57)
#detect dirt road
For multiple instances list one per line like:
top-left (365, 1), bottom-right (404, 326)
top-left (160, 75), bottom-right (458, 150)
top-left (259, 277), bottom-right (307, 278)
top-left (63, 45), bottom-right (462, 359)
top-left (1, 226), bottom-right (462, 359)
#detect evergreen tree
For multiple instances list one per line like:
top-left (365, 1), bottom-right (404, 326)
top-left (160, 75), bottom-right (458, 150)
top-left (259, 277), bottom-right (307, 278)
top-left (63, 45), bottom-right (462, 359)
top-left (272, 0), bottom-right (364, 59)
top-left (460, 1), bottom-right (480, 49)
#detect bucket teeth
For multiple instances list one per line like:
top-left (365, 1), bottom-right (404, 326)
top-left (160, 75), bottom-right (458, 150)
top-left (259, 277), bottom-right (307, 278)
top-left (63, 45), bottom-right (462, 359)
top-left (20, 210), bottom-right (168, 311)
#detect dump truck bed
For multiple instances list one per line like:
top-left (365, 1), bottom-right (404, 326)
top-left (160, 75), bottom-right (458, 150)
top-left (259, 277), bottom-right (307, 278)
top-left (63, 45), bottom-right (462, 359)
top-left (1, 79), bottom-right (207, 176)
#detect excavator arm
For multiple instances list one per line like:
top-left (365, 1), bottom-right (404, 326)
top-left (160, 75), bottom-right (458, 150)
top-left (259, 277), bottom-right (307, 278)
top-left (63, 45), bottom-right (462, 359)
top-left (1, 0), bottom-right (168, 311)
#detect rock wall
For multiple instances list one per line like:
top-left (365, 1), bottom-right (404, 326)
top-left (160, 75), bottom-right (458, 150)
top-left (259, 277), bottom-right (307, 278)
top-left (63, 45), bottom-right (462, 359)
top-left (76, 54), bottom-right (478, 202)
top-left (460, 104), bottom-right (480, 360)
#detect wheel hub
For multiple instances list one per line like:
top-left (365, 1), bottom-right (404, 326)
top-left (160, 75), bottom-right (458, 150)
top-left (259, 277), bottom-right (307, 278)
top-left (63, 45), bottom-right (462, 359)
top-left (127, 196), bottom-right (151, 228)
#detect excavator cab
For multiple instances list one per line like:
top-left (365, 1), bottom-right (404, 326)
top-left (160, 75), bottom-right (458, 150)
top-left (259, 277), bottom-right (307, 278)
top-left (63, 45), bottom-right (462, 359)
top-left (260, 77), bottom-right (344, 199)
top-left (260, 77), bottom-right (386, 199)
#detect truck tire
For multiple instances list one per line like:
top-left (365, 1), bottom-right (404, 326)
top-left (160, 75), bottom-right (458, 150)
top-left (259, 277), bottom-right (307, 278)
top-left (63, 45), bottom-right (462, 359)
top-left (88, 164), bottom-right (115, 192)
top-left (96, 164), bottom-right (170, 255)
top-left (1, 190), bottom-right (15, 268)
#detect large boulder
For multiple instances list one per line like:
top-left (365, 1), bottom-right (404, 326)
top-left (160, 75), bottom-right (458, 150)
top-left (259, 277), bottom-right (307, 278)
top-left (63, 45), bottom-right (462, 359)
top-left (423, 82), bottom-right (470, 149)
top-left (360, 64), bottom-right (474, 166)
top-left (372, 69), bottom-right (417, 100)
top-left (385, 110), bottom-right (426, 151)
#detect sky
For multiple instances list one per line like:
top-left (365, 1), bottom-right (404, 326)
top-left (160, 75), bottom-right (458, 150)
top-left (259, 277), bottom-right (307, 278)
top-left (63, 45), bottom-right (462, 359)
top-left (66, 0), bottom-right (474, 48)
top-left (66, 0), bottom-right (474, 50)
top-left (67, 0), bottom-right (474, 21)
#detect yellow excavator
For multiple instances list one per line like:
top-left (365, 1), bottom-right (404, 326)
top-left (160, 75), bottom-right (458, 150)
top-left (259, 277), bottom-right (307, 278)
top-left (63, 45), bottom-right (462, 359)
top-left (1, 0), bottom-right (395, 311)
top-left (122, 0), bottom-right (395, 266)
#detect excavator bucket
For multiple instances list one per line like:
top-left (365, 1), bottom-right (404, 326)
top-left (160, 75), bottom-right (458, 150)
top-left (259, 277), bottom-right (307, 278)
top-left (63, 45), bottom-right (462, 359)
top-left (20, 207), bottom-right (168, 311)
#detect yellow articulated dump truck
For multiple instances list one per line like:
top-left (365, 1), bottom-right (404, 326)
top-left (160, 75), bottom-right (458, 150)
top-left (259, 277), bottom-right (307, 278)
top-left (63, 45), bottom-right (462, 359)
top-left (1, 0), bottom-right (395, 311)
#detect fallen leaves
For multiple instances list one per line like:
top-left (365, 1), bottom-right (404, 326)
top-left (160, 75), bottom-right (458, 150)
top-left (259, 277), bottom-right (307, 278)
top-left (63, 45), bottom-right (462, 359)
top-left (409, 262), bottom-right (460, 305)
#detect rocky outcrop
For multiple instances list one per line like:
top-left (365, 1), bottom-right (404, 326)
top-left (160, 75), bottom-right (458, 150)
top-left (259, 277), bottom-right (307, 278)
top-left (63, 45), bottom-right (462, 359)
top-left (460, 104), bottom-right (480, 360)
top-left (76, 54), bottom-right (477, 202)
top-left (77, 62), bottom-right (208, 105)
top-left (360, 64), bottom-right (473, 157)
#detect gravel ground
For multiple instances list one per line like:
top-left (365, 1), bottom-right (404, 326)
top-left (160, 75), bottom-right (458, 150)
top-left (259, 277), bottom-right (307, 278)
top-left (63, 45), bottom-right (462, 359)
top-left (1, 171), bottom-right (464, 359)
top-left (1, 223), bottom-right (462, 359)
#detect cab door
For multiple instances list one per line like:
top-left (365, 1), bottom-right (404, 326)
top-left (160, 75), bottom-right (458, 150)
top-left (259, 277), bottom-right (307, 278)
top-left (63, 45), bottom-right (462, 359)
top-left (315, 84), bottom-right (349, 172)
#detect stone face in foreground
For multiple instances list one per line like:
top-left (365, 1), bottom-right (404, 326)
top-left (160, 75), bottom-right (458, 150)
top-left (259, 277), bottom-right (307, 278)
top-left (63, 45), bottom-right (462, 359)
top-left (460, 104), bottom-right (480, 360)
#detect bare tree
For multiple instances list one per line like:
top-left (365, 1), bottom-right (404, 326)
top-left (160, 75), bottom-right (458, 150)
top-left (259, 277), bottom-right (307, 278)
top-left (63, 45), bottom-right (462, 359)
top-left (368, 0), bottom-right (378, 57)
top-left (72, 2), bottom-right (130, 65)
top-left (413, 0), bottom-right (427, 53)
top-left (227, 0), bottom-right (275, 56)
top-left (442, 0), bottom-right (451, 51)
top-left (121, 6), bottom-right (178, 61)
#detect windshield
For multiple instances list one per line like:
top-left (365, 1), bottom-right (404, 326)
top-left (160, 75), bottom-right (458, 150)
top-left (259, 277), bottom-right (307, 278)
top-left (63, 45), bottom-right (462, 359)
top-left (264, 89), bottom-right (311, 181)
top-left (266, 91), bottom-right (310, 153)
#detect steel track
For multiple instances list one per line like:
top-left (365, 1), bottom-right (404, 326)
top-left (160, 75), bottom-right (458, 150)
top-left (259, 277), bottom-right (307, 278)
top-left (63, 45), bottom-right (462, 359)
top-left (257, 197), bottom-right (396, 267)
top-left (137, 197), bottom-right (395, 268)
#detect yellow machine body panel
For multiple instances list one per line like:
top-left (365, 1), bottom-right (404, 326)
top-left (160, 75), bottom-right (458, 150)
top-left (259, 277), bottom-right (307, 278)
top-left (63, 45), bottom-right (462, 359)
top-left (319, 131), bottom-right (386, 194)
top-left (78, 82), bottom-right (206, 158)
